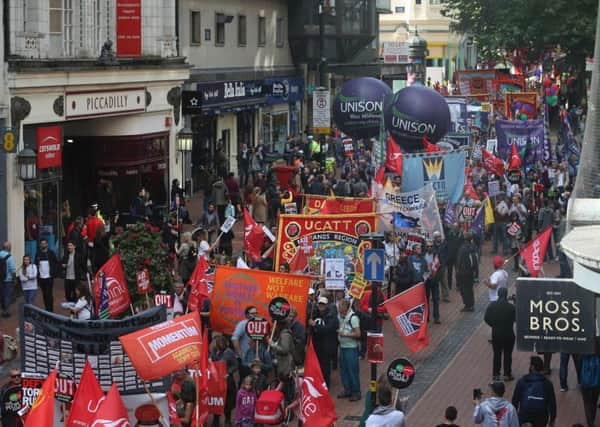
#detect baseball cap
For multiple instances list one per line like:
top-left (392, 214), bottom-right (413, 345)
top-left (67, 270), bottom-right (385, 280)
top-left (317, 296), bottom-right (328, 305)
top-left (493, 256), bottom-right (504, 268)
top-left (489, 381), bottom-right (505, 396)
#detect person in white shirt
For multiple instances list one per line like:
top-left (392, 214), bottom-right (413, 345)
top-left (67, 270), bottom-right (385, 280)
top-left (485, 256), bottom-right (509, 302)
top-left (366, 384), bottom-right (406, 427)
top-left (18, 255), bottom-right (38, 305)
top-left (196, 230), bottom-right (219, 261)
top-left (67, 283), bottom-right (93, 320)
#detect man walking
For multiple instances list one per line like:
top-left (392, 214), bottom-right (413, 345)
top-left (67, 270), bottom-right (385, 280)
top-left (456, 232), bottom-right (479, 312)
top-left (433, 231), bottom-right (450, 302)
top-left (512, 356), bottom-right (557, 427)
top-left (0, 242), bottom-right (16, 318)
top-left (61, 241), bottom-right (85, 302)
top-left (35, 238), bottom-right (60, 312)
top-left (336, 298), bottom-right (361, 401)
top-left (484, 288), bottom-right (516, 381)
top-left (473, 381), bottom-right (519, 427)
top-left (309, 296), bottom-right (339, 387)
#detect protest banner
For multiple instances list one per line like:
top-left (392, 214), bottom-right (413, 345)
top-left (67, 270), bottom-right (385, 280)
top-left (119, 311), bottom-right (203, 381)
top-left (455, 69), bottom-right (497, 97)
top-left (495, 119), bottom-right (545, 165)
top-left (275, 213), bottom-right (377, 287)
top-left (324, 258), bottom-right (345, 290)
top-left (210, 266), bottom-right (312, 335)
top-left (401, 150), bottom-right (467, 203)
top-left (505, 92), bottom-right (538, 120)
top-left (304, 195), bottom-right (375, 214)
top-left (445, 97), bottom-right (468, 133)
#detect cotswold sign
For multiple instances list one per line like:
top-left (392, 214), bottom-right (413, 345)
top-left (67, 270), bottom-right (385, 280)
top-left (65, 87), bottom-right (146, 119)
top-left (516, 278), bottom-right (595, 354)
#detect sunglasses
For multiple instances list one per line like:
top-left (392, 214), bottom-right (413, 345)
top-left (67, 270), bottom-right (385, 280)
top-left (11, 374), bottom-right (20, 378)
top-left (248, 312), bottom-right (257, 316)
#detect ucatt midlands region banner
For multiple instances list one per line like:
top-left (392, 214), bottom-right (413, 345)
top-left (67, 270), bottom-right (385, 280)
top-left (304, 195), bottom-right (375, 214)
top-left (275, 213), bottom-right (377, 285)
top-left (119, 311), bottom-right (203, 381)
top-left (210, 266), bottom-right (312, 335)
top-left (495, 119), bottom-right (545, 166)
top-left (401, 150), bottom-right (467, 204)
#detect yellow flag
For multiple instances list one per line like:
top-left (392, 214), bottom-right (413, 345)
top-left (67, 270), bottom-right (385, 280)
top-left (484, 197), bottom-right (495, 226)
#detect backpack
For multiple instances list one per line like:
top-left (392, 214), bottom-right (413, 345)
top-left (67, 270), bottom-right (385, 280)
top-left (581, 355), bottom-right (600, 389)
top-left (0, 254), bottom-right (10, 282)
top-left (519, 379), bottom-right (547, 414)
top-left (254, 389), bottom-right (284, 424)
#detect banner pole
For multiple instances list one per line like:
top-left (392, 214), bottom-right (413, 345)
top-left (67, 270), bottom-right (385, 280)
top-left (130, 304), bottom-right (135, 316)
top-left (195, 362), bottom-right (201, 427)
top-left (143, 381), bottom-right (167, 426)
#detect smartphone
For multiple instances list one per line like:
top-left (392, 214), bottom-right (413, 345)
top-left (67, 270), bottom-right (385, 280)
top-left (473, 388), bottom-right (482, 400)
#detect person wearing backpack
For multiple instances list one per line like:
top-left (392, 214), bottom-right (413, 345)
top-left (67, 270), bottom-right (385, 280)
top-left (456, 232), bottom-right (479, 312)
top-left (0, 242), bottom-right (16, 318)
top-left (269, 319), bottom-right (296, 405)
top-left (579, 353), bottom-right (600, 427)
top-left (336, 297), bottom-right (361, 402)
top-left (511, 356), bottom-right (557, 427)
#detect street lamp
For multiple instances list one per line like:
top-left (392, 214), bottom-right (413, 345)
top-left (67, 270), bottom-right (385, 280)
top-left (16, 148), bottom-right (37, 180)
top-left (177, 125), bottom-right (193, 196)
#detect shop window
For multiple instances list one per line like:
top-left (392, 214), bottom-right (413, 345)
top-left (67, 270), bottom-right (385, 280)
top-left (215, 13), bottom-right (226, 46)
top-left (276, 17), bottom-right (285, 47)
top-left (238, 15), bottom-right (247, 46)
top-left (258, 16), bottom-right (266, 46)
top-left (191, 11), bottom-right (202, 45)
top-left (49, 0), bottom-right (73, 56)
top-left (24, 181), bottom-right (61, 261)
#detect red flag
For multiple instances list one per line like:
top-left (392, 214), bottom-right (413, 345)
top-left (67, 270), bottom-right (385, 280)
top-left (463, 178), bottom-right (480, 201)
top-left (423, 136), bottom-right (444, 153)
top-left (244, 208), bottom-right (265, 262)
top-left (92, 383), bottom-right (130, 426)
top-left (508, 143), bottom-right (522, 170)
top-left (66, 361), bottom-right (105, 427)
top-left (23, 369), bottom-right (57, 427)
top-left (519, 226), bottom-right (552, 277)
top-left (187, 257), bottom-right (210, 311)
top-left (93, 254), bottom-right (131, 317)
top-left (167, 392), bottom-right (182, 426)
top-left (385, 137), bottom-right (403, 175)
top-left (368, 165), bottom-right (386, 197)
top-left (288, 247), bottom-right (309, 274)
top-left (300, 340), bottom-right (337, 427)
top-left (383, 283), bottom-right (429, 353)
top-left (482, 148), bottom-right (505, 177)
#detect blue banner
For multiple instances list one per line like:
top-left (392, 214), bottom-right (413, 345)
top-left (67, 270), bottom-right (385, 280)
top-left (445, 97), bottom-right (468, 133)
top-left (401, 150), bottom-right (467, 203)
top-left (495, 119), bottom-right (545, 166)
top-left (265, 77), bottom-right (304, 105)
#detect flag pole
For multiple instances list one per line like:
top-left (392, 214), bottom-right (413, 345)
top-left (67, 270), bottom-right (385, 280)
top-left (195, 362), bottom-right (201, 427)
top-left (143, 381), bottom-right (168, 426)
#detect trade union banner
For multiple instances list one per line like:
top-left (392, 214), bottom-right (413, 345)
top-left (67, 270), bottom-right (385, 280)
top-left (275, 213), bottom-right (377, 289)
top-left (495, 119), bottom-right (545, 166)
top-left (516, 278), bottom-right (595, 354)
top-left (304, 195), bottom-right (375, 214)
top-left (20, 304), bottom-right (166, 394)
top-left (119, 311), bottom-right (204, 381)
top-left (210, 266), bottom-right (312, 335)
top-left (36, 126), bottom-right (62, 169)
top-left (455, 69), bottom-right (497, 96)
top-left (401, 150), bottom-right (467, 204)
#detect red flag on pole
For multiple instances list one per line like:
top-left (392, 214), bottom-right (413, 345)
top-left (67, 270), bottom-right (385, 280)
top-left (463, 177), bottom-right (480, 201)
top-left (508, 143), bottom-right (522, 170)
top-left (92, 383), bottom-right (129, 426)
top-left (300, 339), bottom-right (337, 427)
top-left (368, 165), bottom-right (387, 198)
top-left (93, 254), bottom-right (131, 318)
top-left (167, 392), bottom-right (182, 426)
top-left (383, 283), bottom-right (429, 353)
top-left (244, 208), bottom-right (265, 263)
top-left (385, 137), bottom-right (403, 175)
top-left (23, 369), bottom-right (57, 427)
top-left (519, 226), bottom-right (552, 277)
top-left (187, 257), bottom-right (210, 311)
top-left (423, 136), bottom-right (444, 153)
top-left (482, 148), bottom-right (505, 177)
top-left (66, 361), bottom-right (105, 427)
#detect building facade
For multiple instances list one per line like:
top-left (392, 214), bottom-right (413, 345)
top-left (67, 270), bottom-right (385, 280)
top-left (4, 0), bottom-right (189, 261)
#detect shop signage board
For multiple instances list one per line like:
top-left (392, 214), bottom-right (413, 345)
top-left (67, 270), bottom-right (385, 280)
top-left (36, 126), bottom-right (62, 169)
top-left (313, 88), bottom-right (331, 134)
top-left (197, 80), bottom-right (266, 107)
top-left (265, 77), bottom-right (305, 104)
top-left (182, 91), bottom-right (203, 115)
top-left (382, 42), bottom-right (409, 64)
top-left (116, 0), bottom-right (142, 56)
top-left (65, 88), bottom-right (146, 119)
top-left (516, 278), bottom-right (595, 354)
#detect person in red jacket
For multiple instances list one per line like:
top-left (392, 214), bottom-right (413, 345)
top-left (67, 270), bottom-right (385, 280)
top-left (85, 203), bottom-right (105, 245)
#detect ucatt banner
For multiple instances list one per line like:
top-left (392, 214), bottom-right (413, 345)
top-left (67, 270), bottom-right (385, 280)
top-left (275, 213), bottom-right (376, 288)
top-left (210, 267), bottom-right (312, 335)
top-left (119, 311), bottom-right (203, 381)
top-left (304, 195), bottom-right (375, 214)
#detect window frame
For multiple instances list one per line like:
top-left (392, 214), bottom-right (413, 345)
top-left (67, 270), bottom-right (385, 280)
top-left (258, 15), bottom-right (266, 47)
top-left (190, 10), bottom-right (202, 45)
top-left (238, 14), bottom-right (247, 46)
top-left (215, 12), bottom-right (226, 46)
top-left (276, 17), bottom-right (284, 48)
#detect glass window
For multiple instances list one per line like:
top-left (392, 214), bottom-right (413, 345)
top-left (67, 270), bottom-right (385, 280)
top-left (215, 13), bottom-right (225, 46)
top-left (258, 16), bottom-right (266, 46)
top-left (395, 6), bottom-right (405, 13)
top-left (49, 0), bottom-right (63, 34)
top-left (416, 0), bottom-right (422, 4)
top-left (430, 0), bottom-right (441, 4)
top-left (276, 17), bottom-right (284, 47)
top-left (49, 0), bottom-right (73, 56)
top-left (238, 15), bottom-right (247, 46)
top-left (191, 11), bottom-right (202, 44)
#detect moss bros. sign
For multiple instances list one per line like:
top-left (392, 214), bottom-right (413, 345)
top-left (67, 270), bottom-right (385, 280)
top-left (516, 278), bottom-right (595, 354)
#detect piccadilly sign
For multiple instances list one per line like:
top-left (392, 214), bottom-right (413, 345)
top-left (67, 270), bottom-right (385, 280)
top-left (65, 88), bottom-right (146, 119)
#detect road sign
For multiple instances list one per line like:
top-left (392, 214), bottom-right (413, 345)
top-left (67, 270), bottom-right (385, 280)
top-left (312, 88), bottom-right (330, 135)
top-left (364, 249), bottom-right (385, 282)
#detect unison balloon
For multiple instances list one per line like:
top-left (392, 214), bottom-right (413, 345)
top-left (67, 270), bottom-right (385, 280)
top-left (384, 86), bottom-right (451, 151)
top-left (333, 78), bottom-right (392, 138)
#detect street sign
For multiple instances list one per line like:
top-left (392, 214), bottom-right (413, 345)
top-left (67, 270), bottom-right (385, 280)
top-left (364, 249), bottom-right (385, 282)
top-left (312, 88), bottom-right (330, 135)
top-left (2, 129), bottom-right (16, 153)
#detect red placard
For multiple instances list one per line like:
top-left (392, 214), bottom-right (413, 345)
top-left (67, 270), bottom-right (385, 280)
top-left (36, 126), bottom-right (62, 169)
top-left (137, 268), bottom-right (151, 294)
top-left (116, 0), bottom-right (141, 57)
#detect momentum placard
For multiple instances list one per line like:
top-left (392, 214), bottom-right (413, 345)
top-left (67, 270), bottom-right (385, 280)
top-left (516, 278), bottom-right (595, 354)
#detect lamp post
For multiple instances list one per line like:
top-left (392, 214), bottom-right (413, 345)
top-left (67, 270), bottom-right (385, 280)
top-left (16, 148), bottom-right (37, 181)
top-left (177, 125), bottom-right (193, 197)
top-left (407, 28), bottom-right (428, 85)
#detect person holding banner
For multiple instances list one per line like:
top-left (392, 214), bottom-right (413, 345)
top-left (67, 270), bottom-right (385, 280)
top-left (210, 334), bottom-right (239, 427)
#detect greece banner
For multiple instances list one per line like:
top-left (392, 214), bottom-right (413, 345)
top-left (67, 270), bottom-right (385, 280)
top-left (401, 150), bottom-right (467, 204)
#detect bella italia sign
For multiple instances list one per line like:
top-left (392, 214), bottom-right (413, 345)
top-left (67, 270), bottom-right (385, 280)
top-left (65, 87), bottom-right (146, 119)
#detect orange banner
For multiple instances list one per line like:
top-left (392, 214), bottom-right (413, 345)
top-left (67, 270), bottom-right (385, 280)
top-left (209, 266), bottom-right (312, 335)
top-left (304, 195), bottom-right (375, 214)
top-left (119, 311), bottom-right (203, 380)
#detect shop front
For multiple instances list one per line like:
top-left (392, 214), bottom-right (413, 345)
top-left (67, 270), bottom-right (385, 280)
top-left (262, 77), bottom-right (304, 153)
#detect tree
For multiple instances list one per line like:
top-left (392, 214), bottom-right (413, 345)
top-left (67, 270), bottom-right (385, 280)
top-left (441, 0), bottom-right (597, 64)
